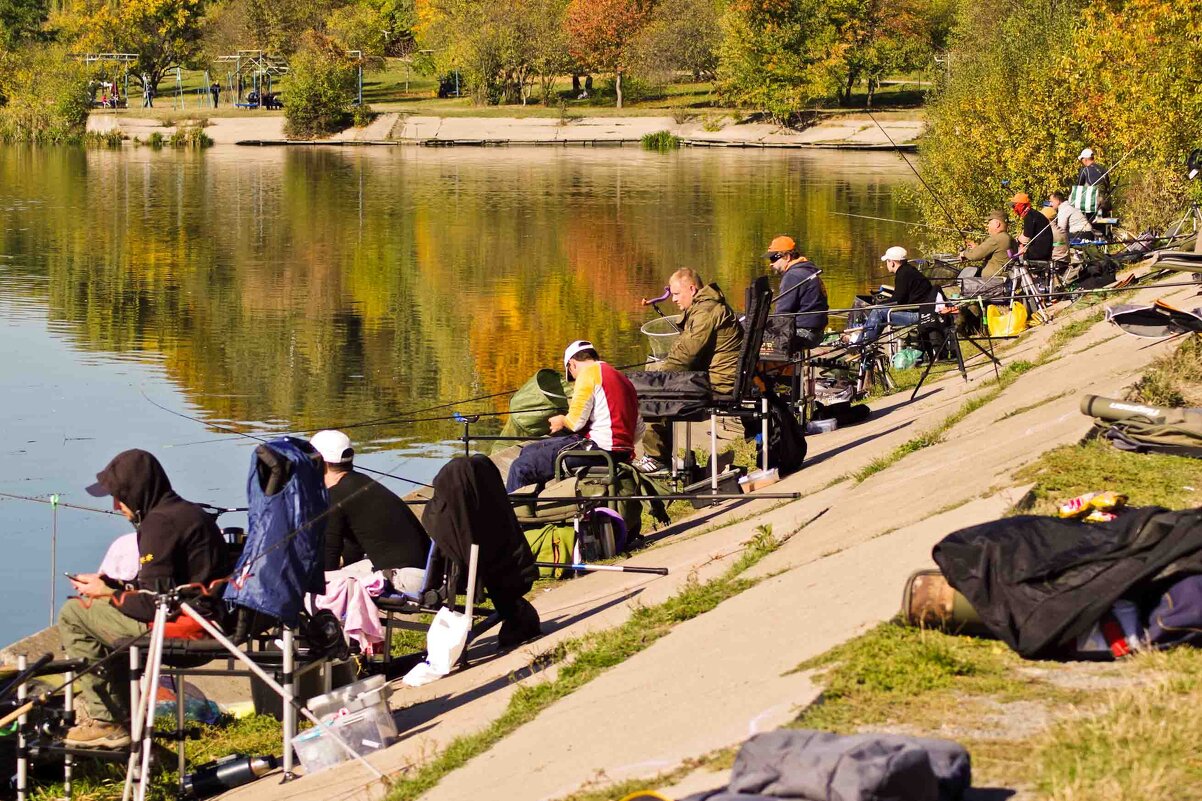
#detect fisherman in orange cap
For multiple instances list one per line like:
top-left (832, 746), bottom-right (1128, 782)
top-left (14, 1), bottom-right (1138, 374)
top-left (765, 234), bottom-right (829, 348)
top-left (1010, 192), bottom-right (1052, 262)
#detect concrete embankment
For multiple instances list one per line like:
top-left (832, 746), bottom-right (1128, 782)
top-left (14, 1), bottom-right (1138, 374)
top-left (206, 267), bottom-right (1192, 801)
top-left (85, 110), bottom-right (922, 149)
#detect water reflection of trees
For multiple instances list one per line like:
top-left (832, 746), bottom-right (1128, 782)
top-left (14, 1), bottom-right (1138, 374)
top-left (0, 146), bottom-right (912, 447)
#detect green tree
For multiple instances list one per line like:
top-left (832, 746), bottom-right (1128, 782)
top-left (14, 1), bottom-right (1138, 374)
top-left (282, 33), bottom-right (357, 138)
top-left (417, 0), bottom-right (568, 105)
top-left (56, 0), bottom-right (208, 91)
top-left (327, 0), bottom-right (418, 61)
top-left (563, 0), bottom-right (651, 108)
top-left (716, 0), bottom-right (844, 121)
top-left (0, 43), bottom-right (91, 141)
top-left (832, 0), bottom-right (939, 107)
top-left (628, 0), bottom-right (722, 82)
top-left (914, 0), bottom-right (1084, 237)
top-left (0, 0), bottom-right (48, 49)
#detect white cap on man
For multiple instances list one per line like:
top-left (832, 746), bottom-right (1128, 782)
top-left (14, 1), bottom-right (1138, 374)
top-left (563, 340), bottom-right (595, 369)
top-left (880, 246), bottom-right (908, 262)
top-left (1079, 147), bottom-right (1093, 160)
top-left (310, 429), bottom-right (353, 464)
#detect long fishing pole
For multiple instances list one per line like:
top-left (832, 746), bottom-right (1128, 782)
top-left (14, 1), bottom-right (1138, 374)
top-left (866, 110), bottom-right (968, 237)
top-left (143, 389), bottom-right (436, 489)
top-left (0, 491), bottom-right (118, 516)
top-left (831, 211), bottom-right (981, 236)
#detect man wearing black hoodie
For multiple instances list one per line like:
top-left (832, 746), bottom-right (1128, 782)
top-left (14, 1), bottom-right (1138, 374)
top-left (57, 450), bottom-right (228, 749)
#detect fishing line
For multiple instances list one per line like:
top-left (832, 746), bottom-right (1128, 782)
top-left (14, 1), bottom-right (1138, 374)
top-left (866, 109), bottom-right (967, 237)
top-left (831, 211), bottom-right (981, 235)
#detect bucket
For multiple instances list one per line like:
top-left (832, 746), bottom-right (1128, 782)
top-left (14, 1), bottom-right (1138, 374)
top-left (640, 315), bottom-right (684, 361)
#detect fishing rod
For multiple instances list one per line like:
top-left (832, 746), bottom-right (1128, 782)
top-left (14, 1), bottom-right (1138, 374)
top-left (769, 278), bottom-right (1202, 319)
top-left (866, 109), bottom-right (968, 238)
top-left (143, 389), bottom-right (437, 489)
top-left (831, 211), bottom-right (982, 236)
top-left (0, 491), bottom-right (118, 516)
top-left (535, 562), bottom-right (669, 576)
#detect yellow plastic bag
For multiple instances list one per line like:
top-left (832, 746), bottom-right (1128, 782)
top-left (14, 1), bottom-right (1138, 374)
top-left (987, 302), bottom-right (1029, 336)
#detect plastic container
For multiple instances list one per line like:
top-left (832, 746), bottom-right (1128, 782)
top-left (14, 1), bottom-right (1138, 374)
top-left (738, 468), bottom-right (780, 493)
top-left (294, 675), bottom-right (398, 775)
top-left (640, 315), bottom-right (684, 361)
top-left (305, 674), bottom-right (391, 722)
top-left (806, 419), bottom-right (837, 435)
top-left (292, 706), bottom-right (398, 775)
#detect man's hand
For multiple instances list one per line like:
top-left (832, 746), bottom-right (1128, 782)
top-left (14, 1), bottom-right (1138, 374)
top-left (70, 573), bottom-right (115, 599)
top-left (547, 415), bottom-right (568, 433)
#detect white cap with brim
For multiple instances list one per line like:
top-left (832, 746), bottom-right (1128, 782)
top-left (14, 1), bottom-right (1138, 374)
top-left (563, 340), bottom-right (595, 369)
top-left (310, 429), bottom-right (354, 464)
top-left (880, 246), bottom-right (908, 262)
top-left (1079, 148), bottom-right (1093, 160)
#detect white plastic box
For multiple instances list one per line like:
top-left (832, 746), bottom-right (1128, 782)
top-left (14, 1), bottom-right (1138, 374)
top-left (293, 675), bottom-right (398, 775)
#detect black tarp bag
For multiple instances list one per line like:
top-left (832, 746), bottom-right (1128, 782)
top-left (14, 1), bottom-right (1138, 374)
top-left (627, 370), bottom-right (712, 419)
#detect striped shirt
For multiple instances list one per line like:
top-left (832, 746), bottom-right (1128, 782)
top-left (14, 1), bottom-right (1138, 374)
top-left (564, 361), bottom-right (644, 453)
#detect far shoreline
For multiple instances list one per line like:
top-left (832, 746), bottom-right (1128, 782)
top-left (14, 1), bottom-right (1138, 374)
top-left (86, 109), bottom-right (924, 151)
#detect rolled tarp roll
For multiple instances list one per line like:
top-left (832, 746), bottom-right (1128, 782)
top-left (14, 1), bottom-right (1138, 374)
top-left (1081, 395), bottom-right (1169, 424)
top-left (1081, 395), bottom-right (1202, 427)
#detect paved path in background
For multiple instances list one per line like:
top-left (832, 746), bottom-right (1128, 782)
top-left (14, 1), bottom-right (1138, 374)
top-left (85, 111), bottom-right (923, 149)
top-left (215, 273), bottom-right (1194, 801)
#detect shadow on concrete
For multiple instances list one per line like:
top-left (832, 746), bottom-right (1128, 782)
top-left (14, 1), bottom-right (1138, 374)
top-left (389, 590), bottom-right (642, 736)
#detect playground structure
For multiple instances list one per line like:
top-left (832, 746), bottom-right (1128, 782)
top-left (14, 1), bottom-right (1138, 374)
top-left (74, 53), bottom-right (138, 109)
top-left (215, 49), bottom-right (364, 110)
top-left (215, 50), bottom-right (291, 109)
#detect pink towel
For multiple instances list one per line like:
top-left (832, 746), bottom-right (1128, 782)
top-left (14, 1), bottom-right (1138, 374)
top-left (313, 577), bottom-right (385, 655)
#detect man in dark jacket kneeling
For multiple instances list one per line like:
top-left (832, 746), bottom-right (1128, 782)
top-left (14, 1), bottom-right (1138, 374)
top-left (59, 450), bottom-right (228, 749)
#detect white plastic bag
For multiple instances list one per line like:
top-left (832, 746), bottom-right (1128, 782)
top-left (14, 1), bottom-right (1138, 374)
top-left (402, 607), bottom-right (470, 687)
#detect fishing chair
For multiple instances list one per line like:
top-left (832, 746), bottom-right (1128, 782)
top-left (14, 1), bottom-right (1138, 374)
top-left (122, 438), bottom-right (353, 792)
top-left (370, 541), bottom-right (497, 675)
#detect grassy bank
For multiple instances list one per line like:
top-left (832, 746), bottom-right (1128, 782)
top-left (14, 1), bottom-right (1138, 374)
top-left (791, 624), bottom-right (1202, 799)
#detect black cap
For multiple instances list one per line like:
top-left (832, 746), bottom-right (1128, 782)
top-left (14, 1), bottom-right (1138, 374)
top-left (85, 479), bottom-right (111, 497)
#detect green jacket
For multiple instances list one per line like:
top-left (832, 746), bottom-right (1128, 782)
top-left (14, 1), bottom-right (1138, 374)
top-left (658, 283), bottom-right (744, 394)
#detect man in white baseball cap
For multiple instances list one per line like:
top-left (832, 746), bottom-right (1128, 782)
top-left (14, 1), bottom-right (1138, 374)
top-left (309, 430), bottom-right (430, 571)
top-left (505, 340), bottom-right (643, 491)
top-left (859, 245), bottom-right (941, 344)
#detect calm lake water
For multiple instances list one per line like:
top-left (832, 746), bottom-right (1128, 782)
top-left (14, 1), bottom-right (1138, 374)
top-left (0, 145), bottom-right (914, 644)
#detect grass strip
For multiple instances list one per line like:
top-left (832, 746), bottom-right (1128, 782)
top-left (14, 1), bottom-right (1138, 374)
top-left (385, 525), bottom-right (784, 801)
top-left (1014, 437), bottom-right (1202, 514)
top-left (852, 360), bottom-right (1037, 482)
top-left (1034, 648), bottom-right (1202, 800)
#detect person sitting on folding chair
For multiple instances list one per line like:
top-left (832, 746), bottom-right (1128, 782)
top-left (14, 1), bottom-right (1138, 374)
top-left (959, 211), bottom-right (1014, 278)
top-left (506, 341), bottom-right (644, 491)
top-left (58, 450), bottom-right (228, 749)
top-left (860, 246), bottom-right (945, 344)
top-left (310, 429), bottom-right (431, 571)
top-left (766, 234), bottom-right (829, 349)
top-left (635, 268), bottom-right (744, 473)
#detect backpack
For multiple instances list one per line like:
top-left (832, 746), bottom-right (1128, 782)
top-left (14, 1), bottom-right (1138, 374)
top-left (524, 525), bottom-right (577, 579)
top-left (757, 389), bottom-right (807, 476)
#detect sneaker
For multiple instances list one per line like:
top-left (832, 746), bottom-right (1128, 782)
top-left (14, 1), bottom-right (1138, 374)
top-left (64, 720), bottom-right (131, 750)
top-left (631, 455), bottom-right (665, 474)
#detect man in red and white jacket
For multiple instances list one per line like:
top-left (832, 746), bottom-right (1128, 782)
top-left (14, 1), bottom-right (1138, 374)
top-left (505, 340), bottom-right (644, 492)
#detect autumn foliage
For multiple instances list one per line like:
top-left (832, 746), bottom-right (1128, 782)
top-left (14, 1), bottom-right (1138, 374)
top-left (563, 0), bottom-right (650, 107)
